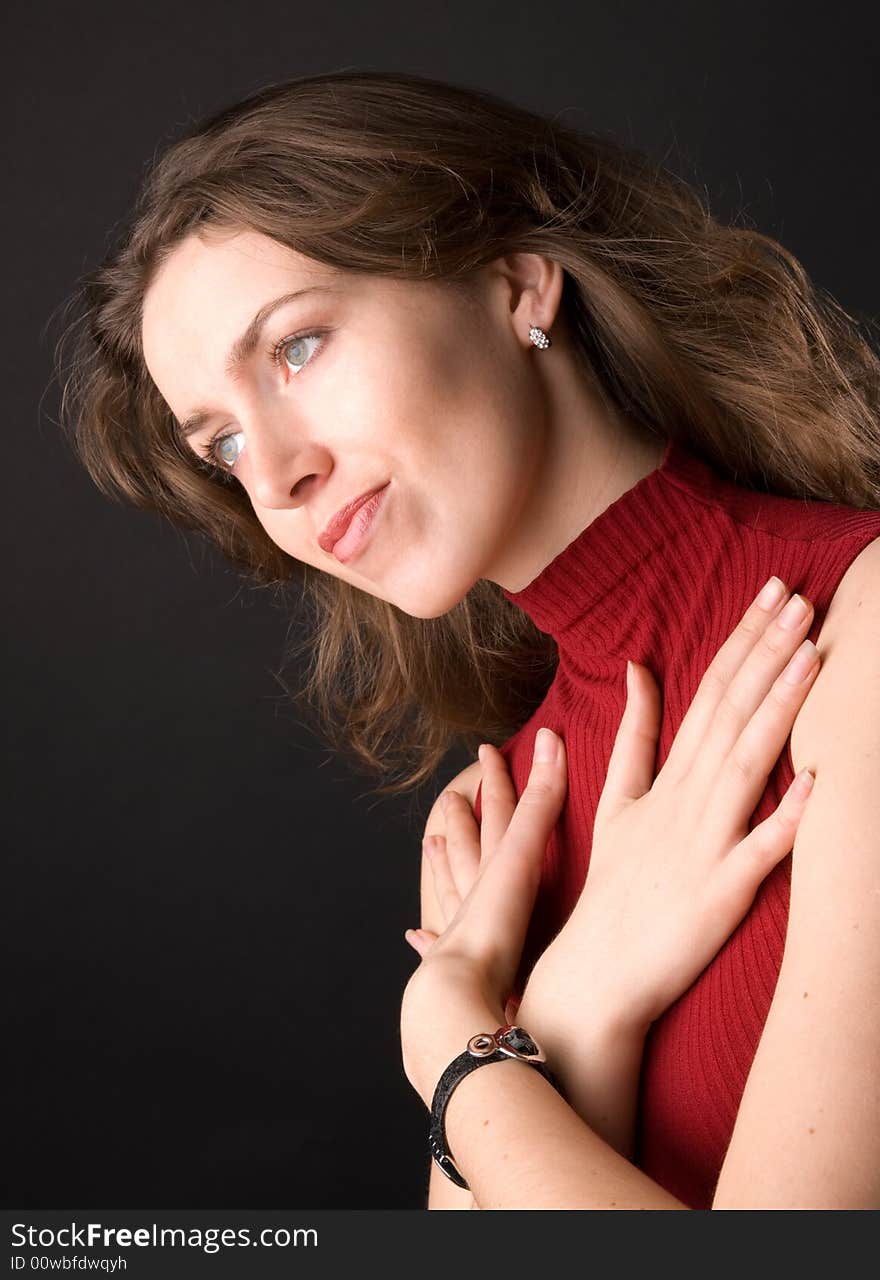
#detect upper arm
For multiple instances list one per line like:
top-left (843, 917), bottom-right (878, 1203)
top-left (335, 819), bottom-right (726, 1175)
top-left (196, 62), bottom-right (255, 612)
top-left (713, 540), bottom-right (880, 1208)
top-left (421, 758), bottom-right (483, 1210)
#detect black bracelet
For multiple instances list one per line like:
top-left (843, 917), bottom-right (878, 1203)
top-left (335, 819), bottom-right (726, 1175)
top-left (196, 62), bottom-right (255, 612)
top-left (428, 1024), bottom-right (563, 1191)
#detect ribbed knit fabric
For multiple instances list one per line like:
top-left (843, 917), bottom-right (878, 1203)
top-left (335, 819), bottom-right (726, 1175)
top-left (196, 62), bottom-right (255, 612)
top-left (473, 435), bottom-right (880, 1209)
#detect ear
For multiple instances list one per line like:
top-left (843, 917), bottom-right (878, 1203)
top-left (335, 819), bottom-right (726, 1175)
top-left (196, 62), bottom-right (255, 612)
top-left (481, 252), bottom-right (566, 347)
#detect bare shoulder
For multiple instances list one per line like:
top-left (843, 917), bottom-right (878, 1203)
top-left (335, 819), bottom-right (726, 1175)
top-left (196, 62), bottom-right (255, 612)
top-left (788, 532), bottom-right (880, 776)
top-left (816, 530), bottom-right (880, 632)
top-left (714, 533), bottom-right (880, 1207)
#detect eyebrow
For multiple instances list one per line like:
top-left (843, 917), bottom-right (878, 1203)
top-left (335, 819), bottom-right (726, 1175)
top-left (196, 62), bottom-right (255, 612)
top-left (176, 285), bottom-right (335, 439)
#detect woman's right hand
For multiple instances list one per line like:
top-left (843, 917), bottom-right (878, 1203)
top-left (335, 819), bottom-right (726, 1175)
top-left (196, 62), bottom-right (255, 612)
top-left (517, 575), bottom-right (821, 1038)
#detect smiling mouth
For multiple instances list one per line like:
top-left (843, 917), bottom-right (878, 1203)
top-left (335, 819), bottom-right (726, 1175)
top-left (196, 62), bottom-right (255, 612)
top-left (322, 483), bottom-right (390, 564)
top-left (318, 484), bottom-right (388, 554)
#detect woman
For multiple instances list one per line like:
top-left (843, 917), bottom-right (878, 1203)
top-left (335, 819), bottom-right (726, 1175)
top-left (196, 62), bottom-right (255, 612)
top-left (54, 70), bottom-right (880, 1209)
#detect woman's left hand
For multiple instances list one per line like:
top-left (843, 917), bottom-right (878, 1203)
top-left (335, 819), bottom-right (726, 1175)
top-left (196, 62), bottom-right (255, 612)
top-left (400, 729), bottom-right (567, 1107)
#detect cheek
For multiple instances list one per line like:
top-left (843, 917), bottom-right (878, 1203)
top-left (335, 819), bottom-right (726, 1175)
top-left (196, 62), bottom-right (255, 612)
top-left (246, 501), bottom-right (312, 566)
top-left (380, 360), bottom-right (495, 477)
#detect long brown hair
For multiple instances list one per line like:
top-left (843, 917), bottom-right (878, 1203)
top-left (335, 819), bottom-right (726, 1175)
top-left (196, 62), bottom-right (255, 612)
top-left (52, 69), bottom-right (880, 796)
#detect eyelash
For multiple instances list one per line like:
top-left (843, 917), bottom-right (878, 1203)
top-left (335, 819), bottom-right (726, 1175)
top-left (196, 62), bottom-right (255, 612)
top-left (195, 330), bottom-right (326, 471)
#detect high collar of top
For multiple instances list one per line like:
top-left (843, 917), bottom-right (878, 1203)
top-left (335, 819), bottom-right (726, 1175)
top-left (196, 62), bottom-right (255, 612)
top-left (499, 435), bottom-right (723, 641)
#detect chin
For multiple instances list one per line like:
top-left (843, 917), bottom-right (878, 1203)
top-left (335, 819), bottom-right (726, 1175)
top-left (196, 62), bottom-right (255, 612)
top-left (393, 598), bottom-right (455, 621)
top-left (391, 580), bottom-right (474, 620)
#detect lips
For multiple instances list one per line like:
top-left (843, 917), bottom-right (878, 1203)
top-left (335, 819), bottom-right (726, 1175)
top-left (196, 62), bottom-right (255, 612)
top-left (318, 485), bottom-right (388, 554)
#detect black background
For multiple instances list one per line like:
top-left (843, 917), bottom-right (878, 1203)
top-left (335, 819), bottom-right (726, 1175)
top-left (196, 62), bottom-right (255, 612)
top-left (3, 0), bottom-right (878, 1208)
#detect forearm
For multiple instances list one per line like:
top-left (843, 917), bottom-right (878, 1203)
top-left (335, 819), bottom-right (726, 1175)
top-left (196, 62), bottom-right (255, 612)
top-left (511, 952), bottom-right (649, 1162)
top-left (406, 985), bottom-right (681, 1210)
top-left (404, 976), bottom-right (662, 1210)
top-left (443, 1055), bottom-right (688, 1209)
top-left (427, 1156), bottom-right (477, 1209)
top-left (513, 982), bottom-right (645, 1161)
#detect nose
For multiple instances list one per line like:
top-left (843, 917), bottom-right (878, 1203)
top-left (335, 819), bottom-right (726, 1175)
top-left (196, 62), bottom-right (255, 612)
top-left (244, 416), bottom-right (331, 511)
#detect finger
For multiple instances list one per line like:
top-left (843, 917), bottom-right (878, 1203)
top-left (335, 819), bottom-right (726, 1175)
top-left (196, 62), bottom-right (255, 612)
top-left (661, 577), bottom-right (793, 781)
top-left (689, 593), bottom-right (816, 793)
top-left (713, 766), bottom-right (815, 913)
top-left (404, 928), bottom-right (439, 958)
top-left (705, 637), bottom-right (820, 843)
top-left (476, 729), bottom-right (566, 912)
top-left (594, 660), bottom-right (663, 825)
top-left (476, 743), bottom-right (517, 860)
top-left (424, 835), bottom-right (462, 927)
top-left (441, 790), bottom-right (482, 897)
top-left (455, 729), bottom-right (567, 983)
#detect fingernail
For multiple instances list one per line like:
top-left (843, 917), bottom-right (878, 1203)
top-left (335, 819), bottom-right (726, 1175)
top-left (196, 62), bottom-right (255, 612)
top-left (756, 576), bottom-right (786, 611)
top-left (783, 638), bottom-right (819, 683)
top-left (793, 767), bottom-right (815, 796)
top-left (778, 593), bottom-right (809, 630)
top-left (440, 792), bottom-right (450, 812)
top-left (534, 727), bottom-right (557, 762)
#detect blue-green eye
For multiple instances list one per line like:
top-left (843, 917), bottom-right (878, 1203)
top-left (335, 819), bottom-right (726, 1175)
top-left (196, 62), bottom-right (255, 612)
top-left (195, 330), bottom-right (326, 472)
top-left (280, 335), bottom-right (315, 369)
top-left (272, 330), bottom-right (325, 374)
top-left (215, 431), bottom-right (244, 469)
top-left (194, 426), bottom-right (244, 472)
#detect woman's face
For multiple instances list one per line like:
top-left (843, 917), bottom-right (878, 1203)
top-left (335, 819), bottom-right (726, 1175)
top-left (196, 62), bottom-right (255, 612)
top-left (141, 228), bottom-right (549, 617)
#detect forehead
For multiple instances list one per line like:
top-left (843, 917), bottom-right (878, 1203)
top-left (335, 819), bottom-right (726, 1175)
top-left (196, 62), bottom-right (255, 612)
top-left (140, 229), bottom-right (341, 406)
top-left (142, 229), bottom-right (332, 345)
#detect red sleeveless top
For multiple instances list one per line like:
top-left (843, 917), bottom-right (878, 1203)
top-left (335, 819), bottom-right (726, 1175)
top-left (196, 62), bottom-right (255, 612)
top-left (473, 436), bottom-right (880, 1208)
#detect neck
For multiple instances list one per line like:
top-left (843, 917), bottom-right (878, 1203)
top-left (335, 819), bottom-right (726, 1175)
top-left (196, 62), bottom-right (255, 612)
top-left (485, 374), bottom-right (668, 594)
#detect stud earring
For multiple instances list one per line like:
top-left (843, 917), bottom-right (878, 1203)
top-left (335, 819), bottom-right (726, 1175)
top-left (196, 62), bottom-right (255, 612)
top-left (529, 325), bottom-right (551, 349)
